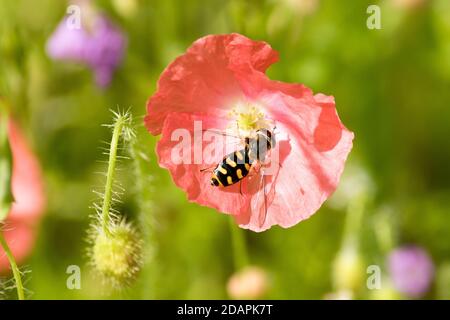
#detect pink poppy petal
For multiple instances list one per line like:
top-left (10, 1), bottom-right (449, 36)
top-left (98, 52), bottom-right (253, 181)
top-left (8, 120), bottom-right (46, 222)
top-left (145, 33), bottom-right (278, 135)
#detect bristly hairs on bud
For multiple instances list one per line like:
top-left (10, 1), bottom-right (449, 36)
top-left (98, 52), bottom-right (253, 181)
top-left (0, 259), bottom-right (32, 300)
top-left (87, 109), bottom-right (143, 290)
top-left (0, 223), bottom-right (32, 300)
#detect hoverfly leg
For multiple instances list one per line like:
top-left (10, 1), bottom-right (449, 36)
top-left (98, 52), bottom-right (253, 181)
top-left (202, 129), bottom-right (240, 139)
top-left (200, 166), bottom-right (215, 173)
top-left (258, 170), bottom-right (268, 228)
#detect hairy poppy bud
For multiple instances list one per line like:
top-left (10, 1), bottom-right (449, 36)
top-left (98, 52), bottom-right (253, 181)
top-left (90, 220), bottom-right (143, 288)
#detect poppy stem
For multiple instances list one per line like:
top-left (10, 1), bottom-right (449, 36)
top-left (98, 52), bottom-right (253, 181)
top-left (101, 116), bottom-right (124, 237)
top-left (228, 217), bottom-right (249, 270)
top-left (0, 231), bottom-right (25, 300)
top-left (343, 192), bottom-right (367, 245)
top-left (373, 208), bottom-right (395, 254)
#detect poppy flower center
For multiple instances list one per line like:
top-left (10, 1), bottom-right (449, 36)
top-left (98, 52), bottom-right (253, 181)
top-left (229, 104), bottom-right (270, 134)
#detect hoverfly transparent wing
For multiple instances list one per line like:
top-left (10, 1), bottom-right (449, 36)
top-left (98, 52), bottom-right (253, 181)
top-left (202, 129), bottom-right (247, 149)
top-left (200, 128), bottom-right (247, 169)
top-left (257, 169), bottom-right (268, 227)
top-left (249, 151), bottom-right (282, 228)
top-left (201, 129), bottom-right (241, 139)
top-left (248, 165), bottom-right (270, 228)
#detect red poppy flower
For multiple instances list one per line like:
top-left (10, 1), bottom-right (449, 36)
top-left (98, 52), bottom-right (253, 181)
top-left (0, 119), bottom-right (45, 271)
top-left (145, 33), bottom-right (353, 232)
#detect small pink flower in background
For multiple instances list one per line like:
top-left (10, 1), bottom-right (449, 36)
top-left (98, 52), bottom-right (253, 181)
top-left (0, 120), bottom-right (46, 272)
top-left (323, 290), bottom-right (353, 300)
top-left (388, 245), bottom-right (435, 298)
top-left (393, 0), bottom-right (427, 9)
top-left (227, 266), bottom-right (269, 299)
top-left (46, 9), bottom-right (126, 88)
top-left (145, 33), bottom-right (353, 232)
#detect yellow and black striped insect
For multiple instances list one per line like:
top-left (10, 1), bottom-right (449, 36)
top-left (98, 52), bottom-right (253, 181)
top-left (209, 128), bottom-right (276, 188)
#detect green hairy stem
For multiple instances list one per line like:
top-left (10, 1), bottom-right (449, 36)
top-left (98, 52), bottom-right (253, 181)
top-left (100, 114), bottom-right (127, 237)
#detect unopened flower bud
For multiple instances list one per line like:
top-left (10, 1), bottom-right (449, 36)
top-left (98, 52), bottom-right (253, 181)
top-left (332, 243), bottom-right (364, 292)
top-left (436, 263), bottom-right (450, 299)
top-left (369, 280), bottom-right (401, 300)
top-left (323, 290), bottom-right (353, 300)
top-left (393, 0), bottom-right (427, 10)
top-left (227, 266), bottom-right (269, 300)
top-left (90, 220), bottom-right (143, 288)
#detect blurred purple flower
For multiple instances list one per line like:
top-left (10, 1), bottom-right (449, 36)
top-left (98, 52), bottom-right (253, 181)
top-left (388, 246), bottom-right (434, 298)
top-left (46, 14), bottom-right (126, 88)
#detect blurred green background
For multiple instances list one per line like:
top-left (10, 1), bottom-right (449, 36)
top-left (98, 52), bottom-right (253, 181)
top-left (1, 0), bottom-right (450, 299)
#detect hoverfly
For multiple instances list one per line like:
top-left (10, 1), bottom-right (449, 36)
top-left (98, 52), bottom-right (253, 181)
top-left (209, 129), bottom-right (276, 187)
top-left (201, 126), bottom-right (277, 227)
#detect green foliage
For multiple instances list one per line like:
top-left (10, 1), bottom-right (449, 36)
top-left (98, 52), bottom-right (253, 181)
top-left (0, 112), bottom-right (14, 221)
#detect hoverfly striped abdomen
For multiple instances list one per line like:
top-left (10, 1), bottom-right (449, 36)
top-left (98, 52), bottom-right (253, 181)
top-left (210, 148), bottom-right (253, 187)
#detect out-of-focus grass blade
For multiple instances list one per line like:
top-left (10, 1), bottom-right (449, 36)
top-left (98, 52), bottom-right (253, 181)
top-left (0, 114), bottom-right (14, 221)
